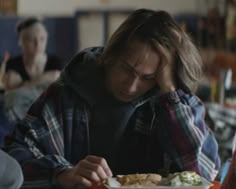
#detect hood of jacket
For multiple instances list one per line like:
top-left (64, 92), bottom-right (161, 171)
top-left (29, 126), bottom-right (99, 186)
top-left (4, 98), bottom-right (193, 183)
top-left (61, 47), bottom-right (106, 107)
top-left (61, 47), bottom-right (158, 108)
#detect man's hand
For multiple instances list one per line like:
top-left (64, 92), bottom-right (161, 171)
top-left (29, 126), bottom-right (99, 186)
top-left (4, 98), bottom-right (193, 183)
top-left (156, 45), bottom-right (176, 94)
top-left (55, 155), bottom-right (113, 188)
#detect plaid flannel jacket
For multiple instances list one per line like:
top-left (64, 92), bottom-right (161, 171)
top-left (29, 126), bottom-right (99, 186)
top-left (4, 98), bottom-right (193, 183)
top-left (7, 48), bottom-right (220, 189)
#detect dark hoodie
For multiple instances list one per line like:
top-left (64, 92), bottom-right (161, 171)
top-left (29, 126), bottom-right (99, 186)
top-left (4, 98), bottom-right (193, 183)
top-left (61, 47), bottom-right (162, 174)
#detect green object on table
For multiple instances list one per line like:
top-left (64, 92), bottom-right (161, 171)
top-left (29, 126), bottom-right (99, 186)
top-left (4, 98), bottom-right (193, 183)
top-left (169, 171), bottom-right (203, 186)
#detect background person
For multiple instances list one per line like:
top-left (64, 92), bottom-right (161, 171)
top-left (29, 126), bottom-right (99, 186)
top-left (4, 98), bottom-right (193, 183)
top-left (3, 17), bottom-right (63, 122)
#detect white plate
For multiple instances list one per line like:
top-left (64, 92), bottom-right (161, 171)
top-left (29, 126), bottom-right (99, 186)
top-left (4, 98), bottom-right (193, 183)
top-left (105, 177), bottom-right (212, 189)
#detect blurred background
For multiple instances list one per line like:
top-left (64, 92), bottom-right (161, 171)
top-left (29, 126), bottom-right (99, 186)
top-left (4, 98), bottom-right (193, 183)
top-left (0, 0), bottom-right (226, 62)
top-left (0, 0), bottom-right (236, 163)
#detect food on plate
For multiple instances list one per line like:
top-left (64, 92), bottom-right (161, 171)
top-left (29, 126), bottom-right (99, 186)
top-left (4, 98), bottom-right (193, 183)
top-left (106, 171), bottom-right (204, 187)
top-left (116, 173), bottom-right (162, 186)
top-left (164, 171), bottom-right (203, 186)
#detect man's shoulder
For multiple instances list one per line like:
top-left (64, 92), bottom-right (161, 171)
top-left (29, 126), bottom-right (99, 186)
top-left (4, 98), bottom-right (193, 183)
top-left (28, 81), bottom-right (82, 118)
top-left (72, 46), bottom-right (104, 62)
top-left (79, 46), bottom-right (104, 54)
top-left (46, 81), bottom-right (85, 104)
top-left (62, 46), bottom-right (104, 79)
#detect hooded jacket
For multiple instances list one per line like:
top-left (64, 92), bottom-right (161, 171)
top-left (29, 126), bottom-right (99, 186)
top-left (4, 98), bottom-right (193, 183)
top-left (8, 47), bottom-right (220, 188)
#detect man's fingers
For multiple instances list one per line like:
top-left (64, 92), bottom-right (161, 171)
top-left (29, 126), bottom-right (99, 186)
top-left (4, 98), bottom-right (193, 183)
top-left (157, 43), bottom-right (174, 64)
top-left (86, 156), bottom-right (113, 177)
top-left (73, 175), bottom-right (94, 188)
top-left (77, 163), bottom-right (106, 181)
top-left (72, 156), bottom-right (113, 188)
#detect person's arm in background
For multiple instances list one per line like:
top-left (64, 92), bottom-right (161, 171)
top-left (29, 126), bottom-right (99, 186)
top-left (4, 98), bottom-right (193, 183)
top-left (4, 56), bottom-right (63, 90)
top-left (4, 70), bottom-right (61, 90)
top-left (25, 70), bottom-right (61, 87)
top-left (156, 90), bottom-right (220, 181)
top-left (26, 55), bottom-right (63, 87)
top-left (3, 70), bottom-right (23, 90)
top-left (0, 149), bottom-right (23, 189)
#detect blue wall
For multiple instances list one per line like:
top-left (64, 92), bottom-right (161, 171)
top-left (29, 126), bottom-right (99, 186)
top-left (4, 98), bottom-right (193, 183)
top-left (0, 16), bottom-right (77, 64)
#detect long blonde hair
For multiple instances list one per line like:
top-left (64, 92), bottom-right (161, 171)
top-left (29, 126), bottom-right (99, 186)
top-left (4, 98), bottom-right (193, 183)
top-left (102, 9), bottom-right (203, 93)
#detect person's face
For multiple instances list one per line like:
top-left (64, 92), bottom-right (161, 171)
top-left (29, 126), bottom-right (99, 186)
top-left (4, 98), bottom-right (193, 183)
top-left (20, 23), bottom-right (48, 57)
top-left (106, 40), bottom-right (161, 102)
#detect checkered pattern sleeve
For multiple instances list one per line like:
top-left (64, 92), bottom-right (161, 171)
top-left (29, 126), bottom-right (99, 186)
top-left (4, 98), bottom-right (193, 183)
top-left (156, 89), bottom-right (220, 181)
